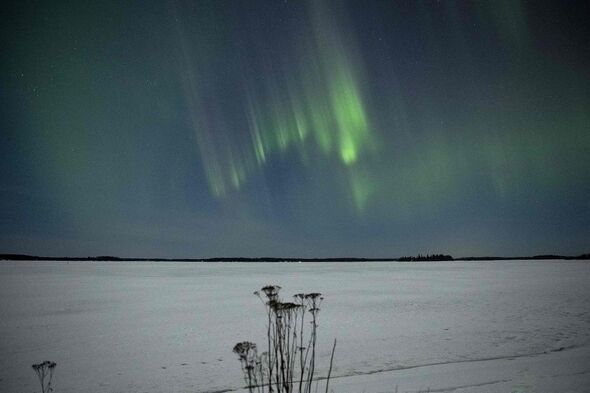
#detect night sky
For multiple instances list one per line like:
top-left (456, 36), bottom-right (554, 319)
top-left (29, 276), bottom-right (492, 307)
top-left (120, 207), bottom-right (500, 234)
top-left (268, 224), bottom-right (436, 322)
top-left (1, 0), bottom-right (589, 258)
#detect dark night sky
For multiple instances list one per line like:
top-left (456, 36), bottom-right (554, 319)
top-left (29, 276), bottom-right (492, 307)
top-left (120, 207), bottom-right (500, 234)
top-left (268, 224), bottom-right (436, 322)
top-left (1, 0), bottom-right (589, 258)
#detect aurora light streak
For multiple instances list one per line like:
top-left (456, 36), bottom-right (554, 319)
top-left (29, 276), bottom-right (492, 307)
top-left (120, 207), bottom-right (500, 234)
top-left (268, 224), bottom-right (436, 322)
top-left (178, 1), bottom-right (376, 206)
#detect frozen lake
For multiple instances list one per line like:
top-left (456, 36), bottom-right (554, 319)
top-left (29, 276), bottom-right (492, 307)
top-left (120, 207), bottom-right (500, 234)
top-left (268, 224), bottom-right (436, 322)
top-left (1, 260), bottom-right (590, 393)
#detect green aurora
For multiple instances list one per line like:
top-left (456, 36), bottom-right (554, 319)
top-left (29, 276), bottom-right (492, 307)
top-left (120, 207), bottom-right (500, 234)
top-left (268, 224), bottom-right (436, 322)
top-left (1, 0), bottom-right (589, 257)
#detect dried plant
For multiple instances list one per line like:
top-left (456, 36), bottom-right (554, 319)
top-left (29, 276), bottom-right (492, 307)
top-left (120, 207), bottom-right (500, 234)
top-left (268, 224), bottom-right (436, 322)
top-left (32, 361), bottom-right (57, 393)
top-left (233, 341), bottom-right (266, 393)
top-left (234, 285), bottom-right (336, 393)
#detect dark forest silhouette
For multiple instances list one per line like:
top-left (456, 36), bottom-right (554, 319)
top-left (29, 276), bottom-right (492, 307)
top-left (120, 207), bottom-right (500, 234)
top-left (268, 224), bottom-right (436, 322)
top-left (1, 253), bottom-right (589, 262)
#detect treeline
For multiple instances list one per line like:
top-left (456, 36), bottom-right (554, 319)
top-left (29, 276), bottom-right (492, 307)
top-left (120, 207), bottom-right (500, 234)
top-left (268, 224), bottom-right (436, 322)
top-left (398, 254), bottom-right (454, 261)
top-left (1, 253), bottom-right (589, 262)
top-left (457, 254), bottom-right (590, 261)
top-left (1, 254), bottom-right (454, 262)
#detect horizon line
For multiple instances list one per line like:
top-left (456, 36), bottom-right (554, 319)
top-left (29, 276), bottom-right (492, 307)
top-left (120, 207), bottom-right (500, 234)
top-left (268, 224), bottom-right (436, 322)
top-left (1, 252), bottom-right (589, 262)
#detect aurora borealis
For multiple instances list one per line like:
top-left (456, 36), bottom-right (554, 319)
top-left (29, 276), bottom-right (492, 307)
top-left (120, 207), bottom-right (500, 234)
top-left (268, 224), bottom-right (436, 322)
top-left (1, 0), bottom-right (589, 257)
top-left (178, 0), bottom-right (377, 206)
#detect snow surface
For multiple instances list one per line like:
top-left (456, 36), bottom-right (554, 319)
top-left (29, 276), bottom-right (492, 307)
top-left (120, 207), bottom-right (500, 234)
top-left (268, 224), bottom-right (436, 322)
top-left (1, 260), bottom-right (589, 393)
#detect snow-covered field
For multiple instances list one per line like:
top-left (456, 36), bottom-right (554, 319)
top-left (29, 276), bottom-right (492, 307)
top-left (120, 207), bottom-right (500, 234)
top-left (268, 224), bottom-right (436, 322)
top-left (1, 260), bottom-right (589, 393)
